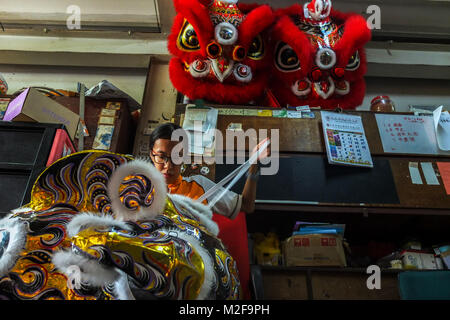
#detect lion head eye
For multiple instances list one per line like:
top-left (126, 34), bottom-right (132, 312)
top-left (346, 51), bottom-right (360, 71)
top-left (248, 35), bottom-right (265, 60)
top-left (177, 20), bottom-right (201, 51)
top-left (275, 42), bottom-right (300, 72)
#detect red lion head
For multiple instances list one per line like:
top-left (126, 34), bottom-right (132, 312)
top-left (270, 1), bottom-right (371, 109)
top-left (168, 0), bottom-right (274, 105)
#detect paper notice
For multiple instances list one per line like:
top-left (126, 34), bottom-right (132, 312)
top-left (421, 162), bottom-right (440, 185)
top-left (437, 162), bottom-right (450, 195)
top-left (433, 106), bottom-right (450, 151)
top-left (273, 109), bottom-right (288, 118)
top-left (287, 110), bottom-right (302, 119)
top-left (218, 108), bottom-right (244, 116)
top-left (186, 108), bottom-right (208, 121)
top-left (409, 162), bottom-right (423, 185)
top-left (376, 113), bottom-right (438, 155)
top-left (257, 110), bottom-right (272, 117)
top-left (243, 109), bottom-right (259, 116)
top-left (296, 105), bottom-right (311, 112)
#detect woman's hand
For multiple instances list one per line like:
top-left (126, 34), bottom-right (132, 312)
top-left (250, 137), bottom-right (270, 164)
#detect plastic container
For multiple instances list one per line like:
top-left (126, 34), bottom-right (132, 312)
top-left (370, 95), bottom-right (395, 112)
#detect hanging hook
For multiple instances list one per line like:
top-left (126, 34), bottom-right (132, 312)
top-left (386, 40), bottom-right (394, 56)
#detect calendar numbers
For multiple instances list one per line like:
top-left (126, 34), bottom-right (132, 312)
top-left (327, 130), bottom-right (371, 165)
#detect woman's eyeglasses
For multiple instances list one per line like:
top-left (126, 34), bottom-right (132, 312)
top-left (151, 152), bottom-right (173, 165)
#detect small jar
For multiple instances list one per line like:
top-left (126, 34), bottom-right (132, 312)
top-left (370, 95), bottom-right (395, 112)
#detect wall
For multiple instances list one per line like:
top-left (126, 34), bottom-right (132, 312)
top-left (0, 64), bottom-right (147, 104)
top-left (360, 77), bottom-right (450, 112)
top-left (0, 0), bottom-right (158, 24)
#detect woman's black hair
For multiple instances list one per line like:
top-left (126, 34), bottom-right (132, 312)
top-left (149, 122), bottom-right (183, 150)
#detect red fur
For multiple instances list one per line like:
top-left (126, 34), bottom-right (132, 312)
top-left (271, 76), bottom-right (366, 110)
top-left (274, 3), bottom-right (303, 18)
top-left (169, 58), bottom-right (268, 104)
top-left (270, 15), bottom-right (314, 81)
top-left (171, 0), bottom-right (213, 58)
top-left (333, 15), bottom-right (371, 66)
top-left (269, 4), bottom-right (371, 110)
top-left (168, 0), bottom-right (274, 105)
top-left (238, 3), bottom-right (262, 13)
top-left (238, 5), bottom-right (275, 49)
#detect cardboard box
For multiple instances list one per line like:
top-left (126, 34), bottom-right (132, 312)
top-left (401, 250), bottom-right (438, 270)
top-left (4, 88), bottom-right (80, 139)
top-left (283, 234), bottom-right (347, 267)
top-left (0, 98), bottom-right (10, 120)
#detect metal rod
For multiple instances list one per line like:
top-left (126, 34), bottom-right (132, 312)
top-left (78, 83), bottom-right (85, 151)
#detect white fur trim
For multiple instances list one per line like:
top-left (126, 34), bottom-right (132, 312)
top-left (314, 76), bottom-right (336, 99)
top-left (10, 207), bottom-right (33, 215)
top-left (189, 60), bottom-right (211, 78)
top-left (113, 271), bottom-right (135, 300)
top-left (335, 80), bottom-right (350, 95)
top-left (315, 47), bottom-right (336, 70)
top-left (66, 212), bottom-right (132, 238)
top-left (52, 250), bottom-right (120, 287)
top-left (107, 159), bottom-right (167, 222)
top-left (169, 194), bottom-right (219, 236)
top-left (0, 216), bottom-right (27, 277)
top-left (291, 78), bottom-right (312, 97)
top-left (165, 228), bottom-right (217, 300)
top-left (215, 22), bottom-right (238, 46)
top-left (233, 64), bottom-right (253, 83)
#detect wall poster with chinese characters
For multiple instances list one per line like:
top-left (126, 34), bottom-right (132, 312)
top-left (321, 111), bottom-right (373, 168)
top-left (375, 114), bottom-right (450, 155)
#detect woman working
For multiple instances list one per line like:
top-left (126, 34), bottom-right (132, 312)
top-left (149, 122), bottom-right (269, 300)
top-left (149, 122), bottom-right (268, 217)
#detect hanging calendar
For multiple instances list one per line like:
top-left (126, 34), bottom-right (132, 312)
top-left (321, 111), bottom-right (373, 168)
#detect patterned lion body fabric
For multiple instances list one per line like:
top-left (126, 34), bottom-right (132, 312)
top-left (270, 0), bottom-right (371, 109)
top-left (0, 151), bottom-right (241, 300)
top-left (168, 0), bottom-right (275, 105)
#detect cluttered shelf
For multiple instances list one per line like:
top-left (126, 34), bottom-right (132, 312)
top-left (174, 102), bottom-right (450, 293)
top-left (0, 84), bottom-right (139, 215)
top-left (175, 103), bottom-right (450, 214)
top-left (175, 103), bottom-right (450, 158)
top-left (256, 265), bottom-right (450, 274)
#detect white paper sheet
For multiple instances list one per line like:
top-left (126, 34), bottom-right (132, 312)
top-left (433, 106), bottom-right (450, 151)
top-left (409, 162), bottom-right (423, 185)
top-left (376, 113), bottom-right (442, 155)
top-left (183, 106), bottom-right (218, 154)
top-left (421, 162), bottom-right (440, 185)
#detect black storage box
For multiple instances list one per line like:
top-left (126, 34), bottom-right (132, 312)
top-left (0, 121), bottom-right (74, 216)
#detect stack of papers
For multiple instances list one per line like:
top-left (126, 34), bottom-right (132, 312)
top-left (292, 221), bottom-right (346, 236)
top-left (182, 105), bottom-right (218, 156)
